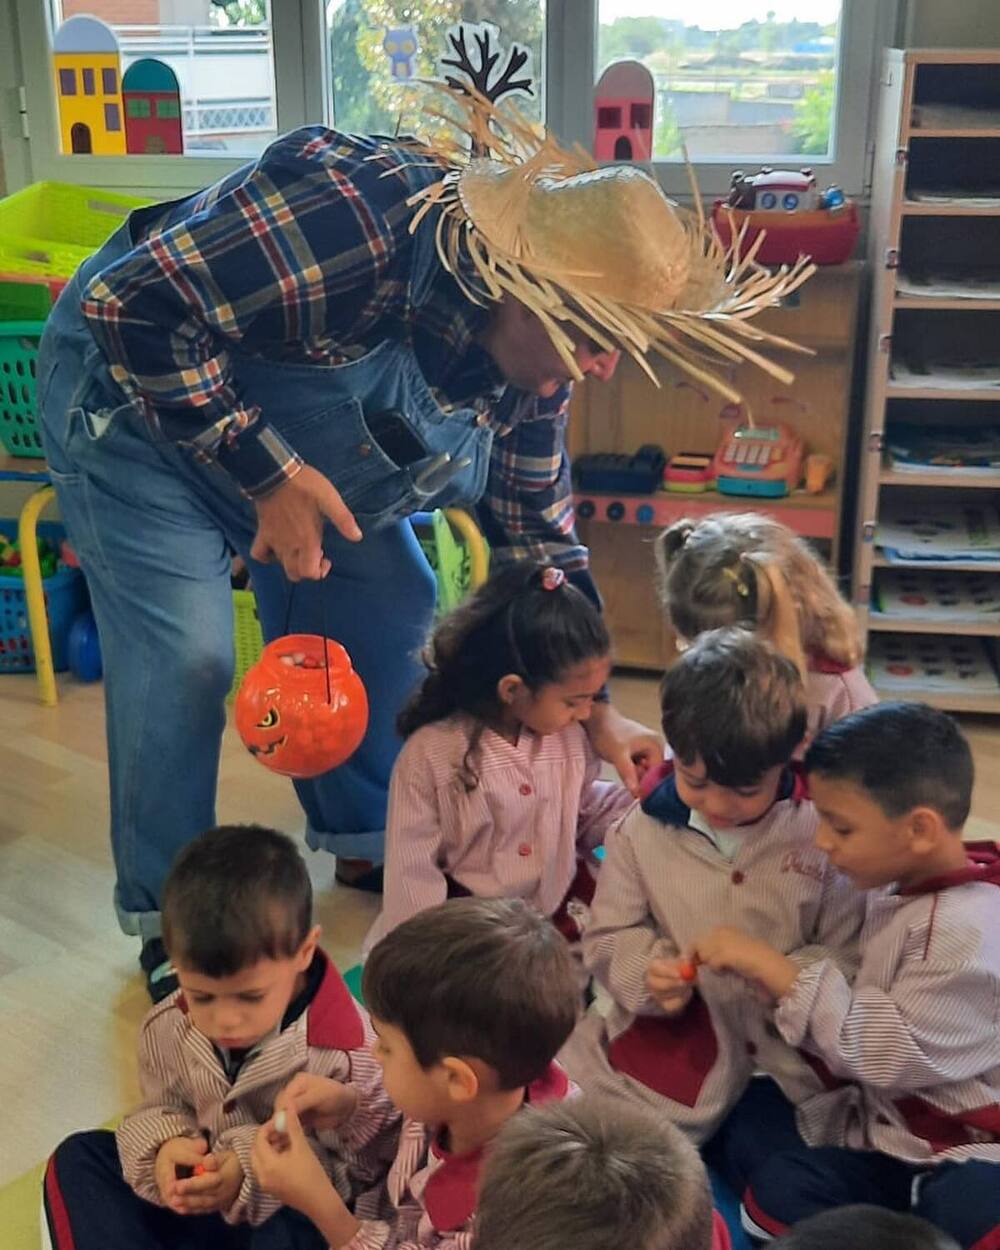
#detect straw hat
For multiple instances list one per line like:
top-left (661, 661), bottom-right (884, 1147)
top-left (399, 84), bottom-right (816, 400)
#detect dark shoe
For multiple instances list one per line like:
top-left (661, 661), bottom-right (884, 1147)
top-left (334, 858), bottom-right (384, 894)
top-left (140, 937), bottom-right (178, 1003)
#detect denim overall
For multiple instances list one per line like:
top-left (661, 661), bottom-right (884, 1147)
top-left (37, 172), bottom-right (495, 939)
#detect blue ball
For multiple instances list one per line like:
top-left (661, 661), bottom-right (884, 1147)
top-left (68, 611), bottom-right (103, 682)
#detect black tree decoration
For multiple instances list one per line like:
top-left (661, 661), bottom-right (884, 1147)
top-left (439, 23), bottom-right (534, 105)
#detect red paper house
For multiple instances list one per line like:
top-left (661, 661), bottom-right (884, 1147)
top-left (594, 60), bottom-right (654, 161)
top-left (123, 57), bottom-right (183, 155)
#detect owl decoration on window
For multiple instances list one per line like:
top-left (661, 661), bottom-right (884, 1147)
top-left (383, 27), bottom-right (418, 81)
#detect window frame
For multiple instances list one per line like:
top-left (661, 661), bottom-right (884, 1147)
top-left (1, 0), bottom-right (894, 201)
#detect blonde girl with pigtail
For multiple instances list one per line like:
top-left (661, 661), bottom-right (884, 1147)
top-left (656, 513), bottom-right (876, 748)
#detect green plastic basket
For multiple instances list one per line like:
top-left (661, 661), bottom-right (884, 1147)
top-left (0, 182), bottom-right (151, 279)
top-left (0, 320), bottom-right (45, 457)
top-left (0, 278), bottom-right (51, 322)
top-left (230, 587), bottom-right (264, 702)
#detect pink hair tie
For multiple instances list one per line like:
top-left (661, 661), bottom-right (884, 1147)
top-left (541, 567), bottom-right (566, 591)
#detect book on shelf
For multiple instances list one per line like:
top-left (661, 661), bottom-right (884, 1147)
top-left (866, 634), bottom-right (1000, 695)
top-left (896, 269), bottom-right (1000, 301)
top-left (873, 569), bottom-right (1000, 621)
top-left (890, 360), bottom-right (1000, 390)
top-left (885, 423), bottom-right (1000, 476)
top-left (876, 501), bottom-right (1000, 563)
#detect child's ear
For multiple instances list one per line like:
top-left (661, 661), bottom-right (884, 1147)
top-left (440, 1056), bottom-right (480, 1104)
top-left (295, 924), bottom-right (322, 971)
top-left (907, 807), bottom-right (947, 857)
top-left (496, 674), bottom-right (526, 707)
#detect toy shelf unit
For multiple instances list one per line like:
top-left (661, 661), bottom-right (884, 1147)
top-left (854, 49), bottom-right (1000, 713)
top-left (569, 262), bottom-right (862, 670)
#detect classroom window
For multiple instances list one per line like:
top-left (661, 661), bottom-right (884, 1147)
top-left (596, 1), bottom-right (843, 162)
top-left (325, 1), bottom-right (547, 134)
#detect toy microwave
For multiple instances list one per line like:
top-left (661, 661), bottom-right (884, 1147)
top-left (713, 422), bottom-right (805, 498)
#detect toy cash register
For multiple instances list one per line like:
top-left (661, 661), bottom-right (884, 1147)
top-left (712, 421), bottom-right (804, 498)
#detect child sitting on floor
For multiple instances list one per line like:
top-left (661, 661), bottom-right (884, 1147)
top-left (365, 562), bottom-right (632, 952)
top-left (656, 514), bottom-right (876, 750)
top-left (689, 703), bottom-right (999, 1250)
top-left (560, 628), bottom-right (864, 1147)
top-left (43, 825), bottom-right (399, 1250)
top-left (475, 1094), bottom-right (733, 1250)
top-left (251, 897), bottom-right (580, 1250)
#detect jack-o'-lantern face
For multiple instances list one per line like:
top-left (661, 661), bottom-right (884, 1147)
top-left (235, 634), bottom-right (369, 779)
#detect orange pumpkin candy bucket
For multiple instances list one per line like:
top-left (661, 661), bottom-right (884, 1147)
top-left (234, 633), bottom-right (369, 779)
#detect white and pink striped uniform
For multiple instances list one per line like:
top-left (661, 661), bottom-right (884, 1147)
top-left (803, 656), bottom-right (878, 752)
top-left (116, 952), bottom-right (399, 1226)
top-left (560, 762), bottom-right (865, 1143)
top-left (776, 845), bottom-right (1000, 1164)
top-left (341, 1064), bottom-right (572, 1250)
top-left (365, 714), bottom-right (633, 951)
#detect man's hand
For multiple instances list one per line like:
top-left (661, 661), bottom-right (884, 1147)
top-left (275, 1073), bottom-right (358, 1133)
top-left (691, 926), bottom-right (800, 1001)
top-left (646, 956), bottom-right (695, 1015)
top-left (251, 465), bottom-right (362, 581)
top-left (169, 1149), bottom-right (244, 1216)
top-left (153, 1136), bottom-right (209, 1212)
top-left (585, 702), bottom-right (663, 797)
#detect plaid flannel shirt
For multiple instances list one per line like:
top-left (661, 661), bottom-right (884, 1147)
top-left (80, 126), bottom-right (588, 574)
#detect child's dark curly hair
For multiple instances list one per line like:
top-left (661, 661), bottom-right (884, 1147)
top-left (398, 562), bottom-right (610, 783)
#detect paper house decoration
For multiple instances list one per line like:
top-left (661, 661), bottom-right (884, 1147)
top-left (594, 60), bottom-right (654, 162)
top-left (123, 58), bottom-right (183, 154)
top-left (53, 14), bottom-right (126, 155)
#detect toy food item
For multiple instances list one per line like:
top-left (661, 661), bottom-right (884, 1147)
top-left (235, 634), bottom-right (369, 779)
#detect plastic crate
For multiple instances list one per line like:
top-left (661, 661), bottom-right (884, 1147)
top-left (230, 587), bottom-right (264, 702)
top-left (0, 321), bottom-right (45, 457)
top-left (0, 277), bottom-right (51, 322)
top-left (0, 270), bottom-right (65, 305)
top-left (0, 182), bottom-right (150, 279)
top-left (0, 519), bottom-right (87, 673)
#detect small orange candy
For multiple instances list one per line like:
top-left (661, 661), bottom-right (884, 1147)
top-left (678, 959), bottom-right (698, 983)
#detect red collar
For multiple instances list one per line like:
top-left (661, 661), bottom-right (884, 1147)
top-left (423, 1063), bottom-right (570, 1231)
top-left (808, 652), bottom-right (852, 675)
top-left (174, 949), bottom-right (364, 1051)
top-left (898, 842), bottom-right (1000, 897)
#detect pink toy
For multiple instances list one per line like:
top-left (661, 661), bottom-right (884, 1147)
top-left (594, 60), bottom-right (654, 162)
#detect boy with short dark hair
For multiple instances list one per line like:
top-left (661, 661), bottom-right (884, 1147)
top-left (560, 628), bottom-right (864, 1145)
top-left (251, 897), bottom-right (580, 1250)
top-left (44, 825), bottom-right (399, 1250)
top-left (689, 703), bottom-right (1000, 1250)
top-left (771, 1206), bottom-right (959, 1250)
top-left (475, 1095), bottom-right (731, 1250)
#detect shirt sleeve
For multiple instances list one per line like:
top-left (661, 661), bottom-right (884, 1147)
top-left (115, 1018), bottom-right (202, 1205)
top-left (80, 132), bottom-right (412, 498)
top-left (211, 1121), bottom-right (282, 1226)
top-left (776, 923), bottom-right (999, 1089)
top-left (476, 386), bottom-right (591, 574)
top-left (582, 816), bottom-right (678, 1014)
top-left (786, 862), bottom-right (866, 979)
top-left (576, 747), bottom-right (634, 855)
top-left (365, 736), bottom-right (450, 951)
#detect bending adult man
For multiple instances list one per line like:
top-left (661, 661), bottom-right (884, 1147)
top-left (38, 86), bottom-right (808, 1000)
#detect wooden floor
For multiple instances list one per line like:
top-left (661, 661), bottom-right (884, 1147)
top-left (1, 670), bottom-right (999, 1187)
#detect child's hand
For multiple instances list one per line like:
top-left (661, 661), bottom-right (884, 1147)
top-left (153, 1135), bottom-right (208, 1211)
top-left (253, 1107), bottom-right (362, 1248)
top-left (646, 956), bottom-right (695, 1014)
top-left (692, 927), bottom-right (799, 1000)
top-left (170, 1149), bottom-right (244, 1215)
top-left (276, 1073), bottom-right (358, 1132)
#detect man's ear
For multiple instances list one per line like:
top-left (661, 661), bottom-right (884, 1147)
top-left (496, 673), bottom-right (526, 707)
top-left (295, 924), bottom-right (322, 971)
top-left (440, 1056), bottom-right (480, 1104)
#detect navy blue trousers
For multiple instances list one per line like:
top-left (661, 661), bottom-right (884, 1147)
top-left (44, 1130), bottom-right (326, 1250)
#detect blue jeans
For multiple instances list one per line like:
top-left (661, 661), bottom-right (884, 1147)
top-left (38, 206), bottom-right (493, 940)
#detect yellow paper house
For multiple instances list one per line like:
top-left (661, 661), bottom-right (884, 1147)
top-left (53, 14), bottom-right (126, 155)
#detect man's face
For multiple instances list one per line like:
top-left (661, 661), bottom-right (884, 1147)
top-left (484, 299), bottom-right (620, 396)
